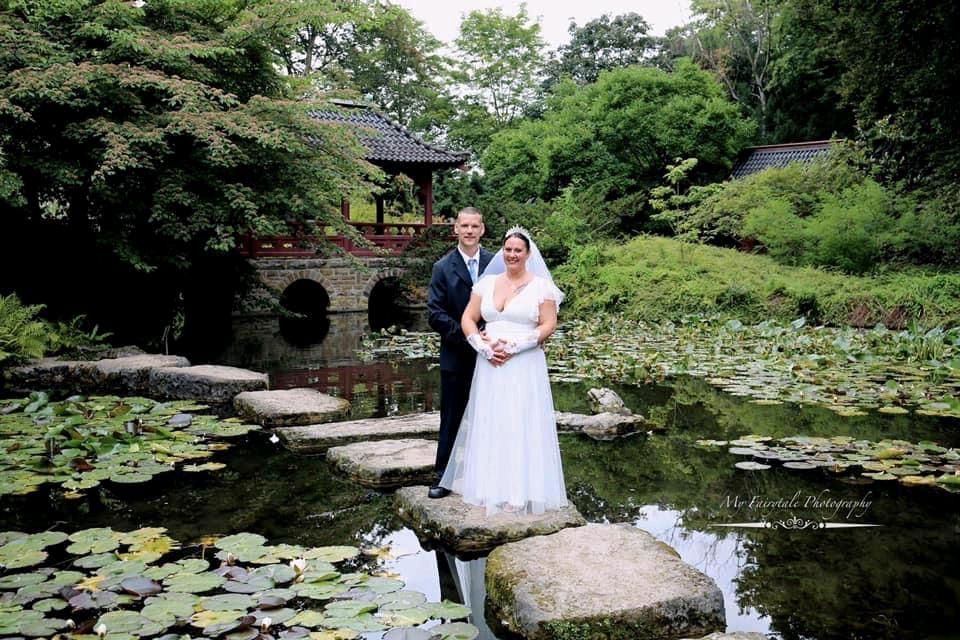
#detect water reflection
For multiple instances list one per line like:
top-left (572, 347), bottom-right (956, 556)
top-left (443, 554), bottom-right (498, 640)
top-left (635, 505), bottom-right (771, 634)
top-left (213, 312), bottom-right (437, 418)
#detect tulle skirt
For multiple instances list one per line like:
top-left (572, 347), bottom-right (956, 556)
top-left (440, 322), bottom-right (567, 516)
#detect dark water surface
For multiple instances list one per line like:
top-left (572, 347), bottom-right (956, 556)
top-left (4, 312), bottom-right (960, 640)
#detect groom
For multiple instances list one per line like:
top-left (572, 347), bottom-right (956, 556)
top-left (426, 207), bottom-right (494, 498)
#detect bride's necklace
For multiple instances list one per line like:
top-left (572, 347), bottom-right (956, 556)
top-left (504, 273), bottom-right (530, 292)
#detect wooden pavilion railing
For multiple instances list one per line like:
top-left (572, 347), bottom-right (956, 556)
top-left (239, 222), bottom-right (453, 258)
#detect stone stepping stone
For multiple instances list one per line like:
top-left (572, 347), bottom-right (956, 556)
top-left (7, 354), bottom-right (189, 395)
top-left (394, 486), bottom-right (586, 555)
top-left (277, 412), bottom-right (440, 452)
top-left (95, 355), bottom-right (191, 393)
top-left (555, 411), bottom-right (652, 440)
top-left (147, 365), bottom-right (268, 403)
top-left (683, 633), bottom-right (768, 640)
top-left (327, 439), bottom-right (437, 489)
top-left (234, 388), bottom-right (350, 428)
top-left (485, 524), bottom-right (725, 640)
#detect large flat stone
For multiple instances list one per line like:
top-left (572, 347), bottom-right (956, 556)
top-left (5, 354), bottom-right (189, 395)
top-left (277, 412), bottom-right (440, 452)
top-left (94, 355), bottom-right (191, 393)
top-left (395, 486), bottom-right (586, 555)
top-left (683, 634), bottom-right (767, 640)
top-left (486, 524), bottom-right (725, 640)
top-left (5, 358), bottom-right (97, 394)
top-left (555, 411), bottom-right (651, 440)
top-left (147, 365), bottom-right (268, 403)
top-left (234, 388), bottom-right (350, 428)
top-left (327, 439), bottom-right (437, 489)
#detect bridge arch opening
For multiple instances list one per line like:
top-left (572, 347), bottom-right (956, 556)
top-left (367, 276), bottom-right (415, 331)
top-left (279, 279), bottom-right (331, 346)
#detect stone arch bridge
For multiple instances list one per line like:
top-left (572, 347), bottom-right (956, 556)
top-left (249, 256), bottom-right (412, 313)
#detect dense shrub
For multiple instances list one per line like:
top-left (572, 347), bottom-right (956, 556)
top-left (0, 294), bottom-right (115, 369)
top-left (674, 145), bottom-right (960, 274)
top-left (554, 236), bottom-right (960, 329)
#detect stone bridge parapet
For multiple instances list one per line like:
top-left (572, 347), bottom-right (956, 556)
top-left (249, 257), bottom-right (409, 313)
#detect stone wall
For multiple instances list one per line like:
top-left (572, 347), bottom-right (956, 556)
top-left (250, 257), bottom-right (406, 313)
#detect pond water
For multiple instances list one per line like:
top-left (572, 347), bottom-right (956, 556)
top-left (4, 312), bottom-right (960, 640)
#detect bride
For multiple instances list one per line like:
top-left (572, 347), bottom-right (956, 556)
top-left (439, 226), bottom-right (567, 516)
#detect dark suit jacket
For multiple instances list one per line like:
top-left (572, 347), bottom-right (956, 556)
top-left (427, 247), bottom-right (494, 372)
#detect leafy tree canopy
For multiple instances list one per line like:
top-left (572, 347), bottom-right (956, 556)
top-left (0, 0), bottom-right (375, 274)
top-left (482, 59), bottom-right (756, 208)
top-left (447, 5), bottom-right (546, 154)
top-left (545, 12), bottom-right (660, 87)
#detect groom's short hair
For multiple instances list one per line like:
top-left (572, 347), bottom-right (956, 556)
top-left (457, 206), bottom-right (483, 221)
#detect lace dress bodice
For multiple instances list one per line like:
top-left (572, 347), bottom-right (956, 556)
top-left (474, 275), bottom-right (560, 341)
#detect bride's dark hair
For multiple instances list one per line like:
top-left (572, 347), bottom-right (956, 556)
top-left (503, 232), bottom-right (530, 250)
top-left (503, 225), bottom-right (531, 250)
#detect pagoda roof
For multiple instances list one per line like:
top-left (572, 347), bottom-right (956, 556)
top-left (731, 140), bottom-right (836, 179)
top-left (312, 100), bottom-right (469, 169)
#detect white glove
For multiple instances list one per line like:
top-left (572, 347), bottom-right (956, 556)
top-left (466, 333), bottom-right (494, 360)
top-left (504, 330), bottom-right (541, 354)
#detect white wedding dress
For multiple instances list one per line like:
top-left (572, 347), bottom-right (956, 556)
top-left (439, 274), bottom-right (568, 516)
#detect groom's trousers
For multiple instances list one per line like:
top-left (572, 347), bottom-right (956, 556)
top-left (435, 368), bottom-right (474, 478)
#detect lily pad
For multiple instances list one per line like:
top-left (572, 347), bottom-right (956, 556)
top-left (295, 582), bottom-right (350, 600)
top-left (303, 546), bottom-right (359, 563)
top-left (190, 609), bottom-right (247, 633)
top-left (418, 601), bottom-right (468, 622)
top-left (382, 629), bottom-right (436, 640)
top-left (120, 576), bottom-right (163, 597)
top-left (375, 591), bottom-right (427, 611)
top-left (200, 593), bottom-right (257, 611)
top-left (96, 610), bottom-right (164, 636)
top-left (287, 611), bottom-right (327, 628)
top-left (783, 462), bottom-right (818, 470)
top-left (68, 528), bottom-right (122, 555)
top-left (164, 572), bottom-right (226, 593)
top-left (319, 613), bottom-right (386, 633)
top-left (0, 572), bottom-right (49, 590)
top-left (735, 461), bottom-right (771, 471)
top-left (141, 594), bottom-right (197, 626)
top-left (323, 600), bottom-right (378, 617)
top-left (430, 622), bottom-right (480, 640)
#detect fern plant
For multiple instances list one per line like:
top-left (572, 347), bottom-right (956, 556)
top-left (0, 294), bottom-right (49, 367)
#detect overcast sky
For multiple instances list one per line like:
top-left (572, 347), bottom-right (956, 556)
top-left (393, 0), bottom-right (692, 49)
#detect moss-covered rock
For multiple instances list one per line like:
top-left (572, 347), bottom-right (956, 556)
top-left (485, 524), bottom-right (725, 640)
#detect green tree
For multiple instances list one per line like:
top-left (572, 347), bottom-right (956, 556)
top-left (545, 12), bottom-right (659, 87)
top-left (671, 0), bottom-right (780, 138)
top-left (482, 60), bottom-right (755, 216)
top-left (449, 5), bottom-right (546, 153)
top-left (0, 0), bottom-right (374, 345)
top-left (347, 3), bottom-right (448, 129)
top-left (764, 0), bottom-right (852, 142)
top-left (269, 0), bottom-right (449, 129)
top-left (829, 0), bottom-right (960, 185)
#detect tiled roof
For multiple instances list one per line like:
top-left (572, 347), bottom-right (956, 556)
top-left (311, 101), bottom-right (469, 168)
top-left (731, 140), bottom-right (836, 179)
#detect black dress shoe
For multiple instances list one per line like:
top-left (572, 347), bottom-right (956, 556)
top-left (428, 485), bottom-right (451, 499)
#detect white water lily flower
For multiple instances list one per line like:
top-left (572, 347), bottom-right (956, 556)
top-left (226, 551), bottom-right (237, 565)
top-left (260, 617), bottom-right (272, 631)
top-left (269, 433), bottom-right (280, 444)
top-left (95, 623), bottom-right (107, 638)
top-left (290, 557), bottom-right (306, 575)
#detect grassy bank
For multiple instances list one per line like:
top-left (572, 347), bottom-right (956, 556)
top-left (554, 236), bottom-right (960, 328)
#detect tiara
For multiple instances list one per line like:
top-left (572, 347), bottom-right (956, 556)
top-left (504, 225), bottom-right (532, 240)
